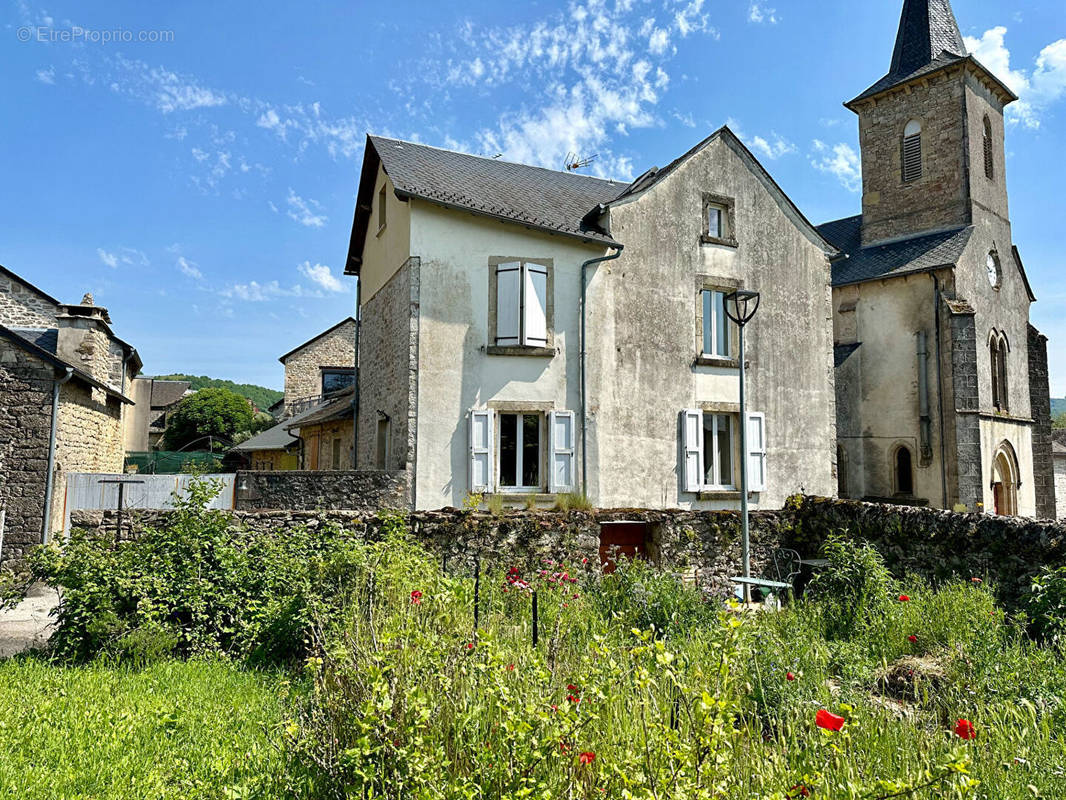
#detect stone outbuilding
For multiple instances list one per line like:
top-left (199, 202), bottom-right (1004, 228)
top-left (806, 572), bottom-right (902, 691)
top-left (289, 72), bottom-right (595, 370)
top-left (819, 0), bottom-right (1055, 518)
top-left (0, 265), bottom-right (141, 564)
top-left (285, 386), bottom-right (355, 471)
top-left (278, 318), bottom-right (356, 417)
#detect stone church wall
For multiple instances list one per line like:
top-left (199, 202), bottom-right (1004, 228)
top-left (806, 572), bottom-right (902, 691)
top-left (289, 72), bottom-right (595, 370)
top-left (1028, 325), bottom-right (1056, 519)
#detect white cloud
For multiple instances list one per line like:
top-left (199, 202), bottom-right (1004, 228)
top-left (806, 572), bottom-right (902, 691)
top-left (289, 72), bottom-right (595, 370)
top-left (648, 27), bottom-right (670, 55)
top-left (176, 256), bottom-right (202, 280)
top-left (298, 261), bottom-right (346, 293)
top-left (286, 189), bottom-right (328, 228)
top-left (811, 140), bottom-right (862, 193)
top-left (965, 27), bottom-right (1066, 129)
top-left (727, 119), bottom-right (796, 160)
top-left (36, 66), bottom-right (56, 85)
top-left (748, 3), bottom-right (778, 24)
top-left (219, 280), bottom-right (320, 302)
top-left (97, 248), bottom-right (118, 268)
top-left (108, 55), bottom-right (227, 114)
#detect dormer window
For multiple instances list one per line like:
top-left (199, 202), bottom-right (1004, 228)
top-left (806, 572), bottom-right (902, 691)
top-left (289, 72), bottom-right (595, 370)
top-left (983, 116), bottom-right (994, 180)
top-left (902, 120), bottom-right (922, 183)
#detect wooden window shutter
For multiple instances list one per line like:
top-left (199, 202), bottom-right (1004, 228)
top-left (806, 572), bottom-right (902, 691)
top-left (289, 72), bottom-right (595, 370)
top-left (495, 263), bottom-right (522, 345)
top-left (902, 122), bottom-right (922, 183)
top-left (523, 263), bottom-right (549, 347)
top-left (469, 409), bottom-right (495, 493)
top-left (746, 412), bottom-right (766, 492)
top-left (548, 410), bottom-right (575, 493)
top-left (682, 409), bottom-right (704, 493)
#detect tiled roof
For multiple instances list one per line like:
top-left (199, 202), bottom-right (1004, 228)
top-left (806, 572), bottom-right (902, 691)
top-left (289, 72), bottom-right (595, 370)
top-left (370, 136), bottom-right (622, 246)
top-left (149, 380), bottom-right (190, 409)
top-left (818, 215), bottom-right (972, 287)
top-left (8, 327), bottom-right (58, 354)
top-left (230, 404), bottom-right (324, 453)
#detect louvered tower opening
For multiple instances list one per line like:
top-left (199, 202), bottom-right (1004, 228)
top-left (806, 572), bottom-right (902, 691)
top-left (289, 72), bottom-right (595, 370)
top-left (902, 120), bottom-right (923, 183)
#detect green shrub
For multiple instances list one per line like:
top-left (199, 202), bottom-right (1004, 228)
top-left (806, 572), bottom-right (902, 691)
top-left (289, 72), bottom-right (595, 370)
top-left (1026, 565), bottom-right (1066, 645)
top-left (805, 532), bottom-right (896, 639)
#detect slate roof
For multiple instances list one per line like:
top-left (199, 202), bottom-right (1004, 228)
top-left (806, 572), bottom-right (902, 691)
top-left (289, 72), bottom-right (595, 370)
top-left (375, 136), bottom-right (620, 240)
top-left (1053, 440), bottom-right (1066, 457)
top-left (230, 404), bottom-right (323, 453)
top-left (149, 380), bottom-right (190, 409)
top-left (817, 215), bottom-right (973, 287)
top-left (8, 327), bottom-right (58, 354)
top-left (286, 387), bottom-right (354, 430)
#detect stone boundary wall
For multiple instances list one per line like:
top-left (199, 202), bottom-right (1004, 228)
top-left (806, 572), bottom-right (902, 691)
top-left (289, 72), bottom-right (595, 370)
top-left (233, 469), bottom-right (408, 511)
top-left (70, 496), bottom-right (1066, 604)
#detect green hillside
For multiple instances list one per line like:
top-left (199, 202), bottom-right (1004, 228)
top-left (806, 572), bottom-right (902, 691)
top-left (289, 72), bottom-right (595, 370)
top-left (151, 375), bottom-right (282, 411)
top-left (1052, 397), bottom-right (1065, 418)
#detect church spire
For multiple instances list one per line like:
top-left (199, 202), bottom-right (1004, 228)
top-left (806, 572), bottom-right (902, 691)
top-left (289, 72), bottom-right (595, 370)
top-left (888, 0), bottom-right (967, 80)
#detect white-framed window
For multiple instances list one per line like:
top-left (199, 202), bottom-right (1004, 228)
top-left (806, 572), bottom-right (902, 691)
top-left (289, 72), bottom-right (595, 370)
top-left (701, 193), bottom-right (736, 245)
top-left (707, 205), bottom-right (725, 239)
top-left (468, 409), bottom-right (575, 494)
top-left (683, 410), bottom-right (767, 493)
top-left (701, 289), bottom-right (731, 358)
top-left (902, 120), bottom-right (922, 183)
top-left (494, 260), bottom-right (549, 348)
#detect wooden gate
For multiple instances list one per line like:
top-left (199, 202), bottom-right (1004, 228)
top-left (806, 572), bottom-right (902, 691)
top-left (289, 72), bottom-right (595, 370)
top-left (598, 521), bottom-right (649, 574)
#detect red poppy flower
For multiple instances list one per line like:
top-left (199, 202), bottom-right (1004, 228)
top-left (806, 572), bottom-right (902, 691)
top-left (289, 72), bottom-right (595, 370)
top-left (954, 719), bottom-right (976, 740)
top-left (898, 594), bottom-right (910, 602)
top-left (971, 577), bottom-right (983, 584)
top-left (908, 634), bottom-right (918, 643)
top-left (559, 741), bottom-right (570, 753)
top-left (815, 709), bottom-right (845, 731)
top-left (506, 663), bottom-right (515, 672)
top-left (410, 590), bottom-right (423, 605)
top-left (582, 557), bottom-right (589, 564)
top-left (786, 672), bottom-right (796, 682)
top-left (578, 752), bottom-right (596, 765)
top-left (567, 694), bottom-right (581, 704)
top-left (789, 785), bottom-right (811, 798)
top-left (465, 642), bottom-right (475, 650)
top-left (567, 684), bottom-right (579, 693)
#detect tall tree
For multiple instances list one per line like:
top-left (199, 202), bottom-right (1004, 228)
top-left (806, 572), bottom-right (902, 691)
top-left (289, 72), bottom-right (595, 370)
top-left (162, 388), bottom-right (254, 451)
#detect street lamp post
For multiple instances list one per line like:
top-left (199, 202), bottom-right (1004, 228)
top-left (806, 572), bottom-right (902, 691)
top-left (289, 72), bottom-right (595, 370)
top-left (724, 289), bottom-right (761, 604)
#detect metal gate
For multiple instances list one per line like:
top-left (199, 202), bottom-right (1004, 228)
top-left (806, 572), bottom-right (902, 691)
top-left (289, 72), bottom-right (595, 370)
top-left (63, 473), bottom-right (236, 535)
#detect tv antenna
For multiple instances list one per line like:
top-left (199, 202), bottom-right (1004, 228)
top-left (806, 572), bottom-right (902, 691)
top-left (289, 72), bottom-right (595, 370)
top-left (565, 152), bottom-right (598, 172)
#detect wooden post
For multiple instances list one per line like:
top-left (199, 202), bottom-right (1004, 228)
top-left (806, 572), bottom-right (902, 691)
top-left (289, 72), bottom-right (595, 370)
top-left (473, 555), bottom-right (480, 638)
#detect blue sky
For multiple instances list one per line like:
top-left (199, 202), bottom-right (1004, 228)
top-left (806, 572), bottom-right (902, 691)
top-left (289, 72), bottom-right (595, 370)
top-left (2, 0), bottom-right (1064, 394)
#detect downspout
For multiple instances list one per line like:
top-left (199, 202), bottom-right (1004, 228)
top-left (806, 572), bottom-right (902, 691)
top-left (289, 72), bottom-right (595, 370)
top-left (932, 275), bottom-right (949, 509)
top-left (580, 244), bottom-right (624, 499)
top-left (42, 367), bottom-right (74, 544)
top-left (352, 277), bottom-right (362, 470)
top-left (917, 331), bottom-right (932, 463)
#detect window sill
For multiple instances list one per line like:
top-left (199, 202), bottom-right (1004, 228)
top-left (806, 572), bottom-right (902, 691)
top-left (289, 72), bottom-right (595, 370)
top-left (697, 490), bottom-right (760, 501)
top-left (487, 345), bottom-right (555, 357)
top-left (700, 235), bottom-right (739, 248)
top-left (693, 355), bottom-right (739, 369)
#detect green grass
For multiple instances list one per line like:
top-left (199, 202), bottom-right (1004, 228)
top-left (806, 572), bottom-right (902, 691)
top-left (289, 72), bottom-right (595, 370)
top-left (0, 658), bottom-right (289, 799)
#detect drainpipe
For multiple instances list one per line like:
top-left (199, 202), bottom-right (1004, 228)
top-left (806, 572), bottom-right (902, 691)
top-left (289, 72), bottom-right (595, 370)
top-left (351, 278), bottom-right (362, 470)
top-left (931, 275), bottom-right (949, 509)
top-left (917, 331), bottom-right (932, 463)
top-left (42, 367), bottom-right (74, 544)
top-left (580, 245), bottom-right (624, 499)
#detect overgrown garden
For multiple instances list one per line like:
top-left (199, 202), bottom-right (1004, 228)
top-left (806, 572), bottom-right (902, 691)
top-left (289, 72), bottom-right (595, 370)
top-left (2, 481), bottom-right (1066, 798)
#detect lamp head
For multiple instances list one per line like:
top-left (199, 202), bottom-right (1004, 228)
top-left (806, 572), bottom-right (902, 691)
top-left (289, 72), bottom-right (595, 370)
top-left (724, 289), bottom-right (761, 327)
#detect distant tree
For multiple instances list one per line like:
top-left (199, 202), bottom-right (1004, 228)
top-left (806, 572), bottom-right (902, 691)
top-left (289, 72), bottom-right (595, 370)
top-left (151, 374), bottom-right (282, 412)
top-left (1054, 414), bottom-right (1065, 430)
top-left (163, 388), bottom-right (254, 451)
top-left (250, 411), bottom-right (277, 435)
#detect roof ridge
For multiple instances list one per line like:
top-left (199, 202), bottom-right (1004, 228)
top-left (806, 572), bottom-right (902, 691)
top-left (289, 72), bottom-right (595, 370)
top-left (368, 135), bottom-right (624, 185)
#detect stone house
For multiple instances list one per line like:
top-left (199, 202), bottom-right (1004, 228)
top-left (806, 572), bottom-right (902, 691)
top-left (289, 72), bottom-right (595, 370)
top-left (279, 318), bottom-right (356, 417)
top-left (122, 378), bottom-right (191, 451)
top-left (820, 0), bottom-right (1055, 518)
top-left (285, 386), bottom-right (355, 471)
top-left (0, 265), bottom-right (141, 563)
top-left (344, 128), bottom-right (838, 510)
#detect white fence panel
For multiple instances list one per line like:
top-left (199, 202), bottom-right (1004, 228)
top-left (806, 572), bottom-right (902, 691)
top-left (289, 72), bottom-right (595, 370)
top-left (63, 473), bottom-right (236, 535)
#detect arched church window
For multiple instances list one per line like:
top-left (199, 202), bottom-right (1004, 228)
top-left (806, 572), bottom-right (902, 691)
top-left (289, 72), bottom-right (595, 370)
top-left (983, 116), bottom-right (994, 180)
top-left (894, 445), bottom-right (914, 496)
top-left (902, 120), bottom-right (922, 183)
top-left (990, 331), bottom-right (1009, 412)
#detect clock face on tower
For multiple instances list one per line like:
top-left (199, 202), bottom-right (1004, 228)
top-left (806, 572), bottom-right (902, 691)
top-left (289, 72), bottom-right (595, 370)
top-left (987, 252), bottom-right (1001, 289)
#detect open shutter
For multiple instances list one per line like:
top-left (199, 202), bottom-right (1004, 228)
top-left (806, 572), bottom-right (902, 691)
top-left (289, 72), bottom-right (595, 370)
top-left (523, 263), bottom-right (548, 346)
top-left (469, 409), bottom-right (495, 493)
top-left (682, 409), bottom-right (704, 493)
top-left (747, 412), bottom-right (766, 493)
top-left (548, 411), bottom-right (575, 493)
top-left (496, 263), bottom-right (522, 346)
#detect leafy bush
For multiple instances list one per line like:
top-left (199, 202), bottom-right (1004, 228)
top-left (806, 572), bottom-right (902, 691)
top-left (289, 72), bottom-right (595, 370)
top-left (1026, 565), bottom-right (1066, 645)
top-left (805, 532), bottom-right (896, 639)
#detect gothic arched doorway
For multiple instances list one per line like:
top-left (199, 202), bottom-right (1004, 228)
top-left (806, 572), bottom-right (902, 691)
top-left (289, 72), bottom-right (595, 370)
top-left (991, 443), bottom-right (1019, 517)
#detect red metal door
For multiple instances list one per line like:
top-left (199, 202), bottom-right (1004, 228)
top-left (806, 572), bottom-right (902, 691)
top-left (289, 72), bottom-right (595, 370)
top-left (599, 522), bottom-right (648, 574)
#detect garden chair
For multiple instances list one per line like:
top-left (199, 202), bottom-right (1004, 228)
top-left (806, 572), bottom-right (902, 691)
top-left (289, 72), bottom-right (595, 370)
top-left (731, 547), bottom-right (802, 608)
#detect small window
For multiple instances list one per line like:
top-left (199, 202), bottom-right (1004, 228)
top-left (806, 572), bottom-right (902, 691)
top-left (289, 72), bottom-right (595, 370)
top-left (682, 410), bottom-right (767, 493)
top-left (701, 289), bottom-right (731, 358)
top-left (707, 205), bottom-right (724, 239)
top-left (331, 437), bottom-right (343, 470)
top-left (376, 417), bottom-right (390, 470)
top-left (321, 368), bottom-right (355, 395)
top-left (990, 332), bottom-right (1009, 412)
top-left (894, 446), bottom-right (914, 496)
top-left (499, 412), bottom-right (542, 491)
top-left (902, 120), bottom-right (922, 183)
top-left (983, 116), bottom-right (994, 180)
top-left (491, 259), bottom-right (551, 349)
top-left (701, 194), bottom-right (736, 245)
top-left (378, 185), bottom-right (387, 231)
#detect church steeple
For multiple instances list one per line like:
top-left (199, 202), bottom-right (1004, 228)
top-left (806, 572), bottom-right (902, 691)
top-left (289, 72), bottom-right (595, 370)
top-left (888, 0), bottom-right (967, 80)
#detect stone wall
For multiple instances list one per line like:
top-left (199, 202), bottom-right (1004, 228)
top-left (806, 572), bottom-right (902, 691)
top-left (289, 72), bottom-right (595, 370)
top-left (948, 303), bottom-right (983, 511)
top-left (1056, 456), bottom-right (1066, 521)
top-left (0, 343), bottom-right (54, 565)
top-left (49, 382), bottom-right (124, 534)
top-left (282, 320), bottom-right (356, 410)
top-left (0, 271), bottom-right (58, 328)
top-left (234, 469), bottom-right (409, 511)
top-left (70, 495), bottom-right (1066, 606)
top-left (1028, 324), bottom-right (1056, 519)
top-left (357, 257), bottom-right (418, 478)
